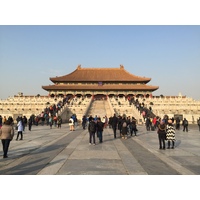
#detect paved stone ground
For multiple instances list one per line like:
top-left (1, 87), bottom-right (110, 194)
top-left (0, 123), bottom-right (200, 175)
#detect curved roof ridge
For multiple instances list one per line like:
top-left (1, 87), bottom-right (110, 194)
top-left (119, 64), bottom-right (151, 80)
top-left (50, 65), bottom-right (152, 83)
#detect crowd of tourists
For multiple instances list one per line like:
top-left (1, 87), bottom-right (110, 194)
top-left (80, 113), bottom-right (138, 145)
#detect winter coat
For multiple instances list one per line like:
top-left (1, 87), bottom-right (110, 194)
top-left (69, 118), bottom-right (74, 126)
top-left (17, 120), bottom-right (23, 132)
top-left (166, 124), bottom-right (175, 141)
top-left (0, 124), bottom-right (14, 140)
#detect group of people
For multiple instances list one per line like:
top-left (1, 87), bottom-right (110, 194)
top-left (144, 115), bottom-right (190, 132)
top-left (157, 118), bottom-right (176, 150)
top-left (87, 116), bottom-right (105, 145)
top-left (85, 114), bottom-right (138, 145)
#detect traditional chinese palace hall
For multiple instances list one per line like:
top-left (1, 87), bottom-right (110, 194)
top-left (42, 65), bottom-right (159, 99)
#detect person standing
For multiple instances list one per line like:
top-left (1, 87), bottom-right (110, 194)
top-left (28, 116), bottom-right (33, 131)
top-left (121, 117), bottom-right (128, 139)
top-left (130, 117), bottom-right (138, 136)
top-left (96, 118), bottom-right (104, 143)
top-left (16, 117), bottom-right (23, 140)
top-left (197, 117), bottom-right (200, 131)
top-left (0, 115), bottom-right (2, 128)
top-left (49, 115), bottom-right (53, 129)
top-left (69, 116), bottom-right (75, 131)
top-left (182, 118), bottom-right (189, 132)
top-left (166, 119), bottom-right (176, 149)
top-left (82, 115), bottom-right (87, 129)
top-left (0, 120), bottom-right (14, 158)
top-left (22, 116), bottom-right (27, 131)
top-left (111, 114), bottom-right (118, 139)
top-left (57, 116), bottom-right (62, 129)
top-left (157, 120), bottom-right (166, 150)
top-left (145, 117), bottom-right (151, 131)
top-left (88, 118), bottom-right (97, 145)
top-left (175, 117), bottom-right (181, 130)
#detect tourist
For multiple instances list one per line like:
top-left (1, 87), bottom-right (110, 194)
top-left (28, 116), bottom-right (33, 131)
top-left (53, 115), bottom-right (57, 127)
top-left (182, 118), bottom-right (189, 132)
top-left (175, 117), bottom-right (181, 130)
top-left (130, 117), bottom-right (138, 136)
top-left (111, 114), bottom-right (118, 139)
top-left (121, 117), bottom-right (128, 139)
top-left (88, 118), bottom-right (97, 145)
top-left (16, 117), bottom-right (23, 140)
top-left (3, 116), bottom-right (7, 124)
top-left (145, 117), bottom-right (151, 131)
top-left (49, 115), bottom-right (53, 129)
top-left (69, 116), bottom-right (75, 131)
top-left (118, 115), bottom-right (123, 137)
top-left (57, 116), bottom-right (62, 129)
top-left (157, 120), bottom-right (166, 150)
top-left (108, 116), bottom-right (113, 128)
top-left (197, 117), bottom-right (200, 131)
top-left (0, 119), bottom-right (14, 158)
top-left (96, 118), bottom-right (104, 143)
top-left (22, 116), bottom-right (27, 131)
top-left (102, 116), bottom-right (106, 127)
top-left (166, 119), bottom-right (176, 149)
top-left (104, 115), bottom-right (108, 128)
top-left (0, 115), bottom-right (2, 128)
top-left (82, 115), bottom-right (87, 129)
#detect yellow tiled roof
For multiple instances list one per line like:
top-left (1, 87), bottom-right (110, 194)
top-left (50, 65), bottom-right (151, 83)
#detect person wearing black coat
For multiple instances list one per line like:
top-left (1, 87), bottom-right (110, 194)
top-left (111, 114), bottom-right (118, 139)
top-left (96, 118), bottom-right (104, 143)
top-left (157, 121), bottom-right (166, 150)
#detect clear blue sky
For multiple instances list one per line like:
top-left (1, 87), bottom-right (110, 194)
top-left (0, 25), bottom-right (200, 100)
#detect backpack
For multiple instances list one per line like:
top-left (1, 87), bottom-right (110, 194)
top-left (184, 120), bottom-right (188, 125)
top-left (122, 121), bottom-right (127, 127)
top-left (89, 122), bottom-right (96, 132)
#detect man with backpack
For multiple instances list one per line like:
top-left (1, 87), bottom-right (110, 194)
top-left (88, 117), bottom-right (97, 145)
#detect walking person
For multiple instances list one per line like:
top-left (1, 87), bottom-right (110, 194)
top-left (166, 119), bottom-right (176, 149)
top-left (16, 117), bottom-right (23, 140)
top-left (182, 118), bottom-right (189, 132)
top-left (96, 118), bottom-right (104, 143)
top-left (88, 118), bottom-right (97, 145)
top-left (0, 119), bottom-right (14, 158)
top-left (157, 120), bottom-right (166, 150)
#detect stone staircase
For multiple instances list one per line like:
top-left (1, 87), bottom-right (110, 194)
top-left (87, 100), bottom-right (112, 118)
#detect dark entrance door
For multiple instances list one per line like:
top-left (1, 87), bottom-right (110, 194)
top-left (94, 94), bottom-right (107, 100)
